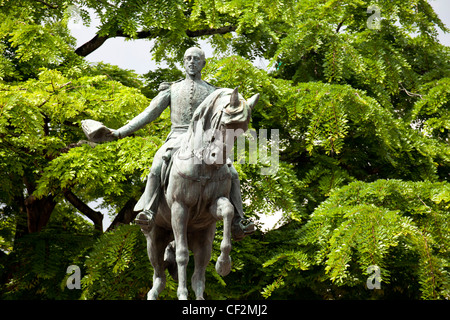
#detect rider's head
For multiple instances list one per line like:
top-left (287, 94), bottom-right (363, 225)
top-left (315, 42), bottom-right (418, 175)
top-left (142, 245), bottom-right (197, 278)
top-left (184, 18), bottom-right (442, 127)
top-left (184, 47), bottom-right (206, 77)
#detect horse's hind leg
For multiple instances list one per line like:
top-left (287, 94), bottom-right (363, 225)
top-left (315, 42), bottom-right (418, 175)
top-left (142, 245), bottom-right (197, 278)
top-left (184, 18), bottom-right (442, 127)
top-left (190, 223), bottom-right (216, 300)
top-left (144, 226), bottom-right (171, 300)
top-left (211, 197), bottom-right (234, 276)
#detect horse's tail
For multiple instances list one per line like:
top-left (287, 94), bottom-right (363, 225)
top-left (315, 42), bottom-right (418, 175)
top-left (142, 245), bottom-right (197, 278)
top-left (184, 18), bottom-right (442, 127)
top-left (164, 241), bottom-right (178, 282)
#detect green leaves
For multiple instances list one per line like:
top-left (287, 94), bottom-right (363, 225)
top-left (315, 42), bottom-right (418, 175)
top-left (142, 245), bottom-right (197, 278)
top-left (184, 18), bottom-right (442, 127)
top-left (323, 205), bottom-right (412, 284)
top-left (412, 77), bottom-right (450, 140)
top-left (36, 136), bottom-right (161, 199)
top-left (261, 250), bottom-right (310, 298)
top-left (8, 23), bottom-right (71, 64)
top-left (81, 224), bottom-right (162, 300)
top-left (1, 66), bottom-right (153, 202)
top-left (1, 0), bottom-right (449, 301)
top-left (1, 204), bottom-right (94, 300)
top-left (277, 179), bottom-right (450, 299)
top-left (0, 7), bottom-right (78, 81)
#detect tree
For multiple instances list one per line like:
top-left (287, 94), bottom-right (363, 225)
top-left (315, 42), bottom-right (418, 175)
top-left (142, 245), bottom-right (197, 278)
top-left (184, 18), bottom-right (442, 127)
top-left (1, 202), bottom-right (95, 299)
top-left (263, 180), bottom-right (450, 299)
top-left (1, 0), bottom-right (449, 300)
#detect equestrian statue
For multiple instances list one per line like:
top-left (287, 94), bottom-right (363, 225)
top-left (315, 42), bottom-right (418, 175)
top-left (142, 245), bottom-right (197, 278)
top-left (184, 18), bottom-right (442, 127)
top-left (81, 47), bottom-right (258, 300)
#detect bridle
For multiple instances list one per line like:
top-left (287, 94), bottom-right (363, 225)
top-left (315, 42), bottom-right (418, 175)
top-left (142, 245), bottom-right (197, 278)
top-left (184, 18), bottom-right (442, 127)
top-left (194, 104), bottom-right (226, 161)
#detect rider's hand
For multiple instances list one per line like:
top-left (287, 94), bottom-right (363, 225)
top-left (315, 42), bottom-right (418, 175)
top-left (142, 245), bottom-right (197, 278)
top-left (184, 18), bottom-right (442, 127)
top-left (107, 128), bottom-right (120, 140)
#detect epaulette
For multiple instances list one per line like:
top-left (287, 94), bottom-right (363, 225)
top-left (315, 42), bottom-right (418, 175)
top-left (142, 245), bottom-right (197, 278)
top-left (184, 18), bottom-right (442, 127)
top-left (158, 79), bottom-right (183, 91)
top-left (203, 80), bottom-right (221, 89)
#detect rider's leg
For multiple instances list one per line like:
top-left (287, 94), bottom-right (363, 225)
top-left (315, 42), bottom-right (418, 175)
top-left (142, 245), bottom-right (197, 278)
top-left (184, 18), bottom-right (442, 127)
top-left (229, 165), bottom-right (255, 241)
top-left (135, 148), bottom-right (165, 227)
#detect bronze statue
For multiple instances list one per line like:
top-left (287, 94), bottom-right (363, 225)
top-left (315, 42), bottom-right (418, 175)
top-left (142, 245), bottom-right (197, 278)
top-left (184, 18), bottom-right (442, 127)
top-left (82, 47), bottom-right (258, 299)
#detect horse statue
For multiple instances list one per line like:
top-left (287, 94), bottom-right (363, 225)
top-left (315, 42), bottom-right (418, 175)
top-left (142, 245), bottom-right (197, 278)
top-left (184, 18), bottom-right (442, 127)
top-left (136, 87), bottom-right (259, 300)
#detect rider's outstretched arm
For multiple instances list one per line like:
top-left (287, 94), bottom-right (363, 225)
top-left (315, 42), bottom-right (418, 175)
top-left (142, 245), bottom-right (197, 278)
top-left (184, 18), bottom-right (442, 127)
top-left (115, 89), bottom-right (170, 138)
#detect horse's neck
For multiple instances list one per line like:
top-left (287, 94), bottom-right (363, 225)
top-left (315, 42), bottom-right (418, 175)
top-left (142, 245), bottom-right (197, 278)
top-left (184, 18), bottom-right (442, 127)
top-left (180, 116), bottom-right (213, 158)
top-left (177, 126), bottom-right (228, 178)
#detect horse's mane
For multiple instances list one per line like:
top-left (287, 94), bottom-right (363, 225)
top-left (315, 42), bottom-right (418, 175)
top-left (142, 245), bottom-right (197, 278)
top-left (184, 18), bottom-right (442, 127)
top-left (179, 88), bottom-right (251, 157)
top-left (191, 88), bottom-right (250, 128)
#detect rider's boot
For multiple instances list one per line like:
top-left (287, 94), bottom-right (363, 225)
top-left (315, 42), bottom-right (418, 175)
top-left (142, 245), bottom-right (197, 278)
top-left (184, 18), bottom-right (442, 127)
top-left (229, 177), bottom-right (255, 241)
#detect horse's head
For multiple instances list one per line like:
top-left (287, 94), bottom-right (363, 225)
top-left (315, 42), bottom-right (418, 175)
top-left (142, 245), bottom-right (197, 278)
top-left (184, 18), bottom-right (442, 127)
top-left (202, 87), bottom-right (259, 167)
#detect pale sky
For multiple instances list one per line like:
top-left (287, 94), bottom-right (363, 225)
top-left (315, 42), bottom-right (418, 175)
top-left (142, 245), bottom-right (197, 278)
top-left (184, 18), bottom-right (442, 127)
top-left (70, 1), bottom-right (450, 231)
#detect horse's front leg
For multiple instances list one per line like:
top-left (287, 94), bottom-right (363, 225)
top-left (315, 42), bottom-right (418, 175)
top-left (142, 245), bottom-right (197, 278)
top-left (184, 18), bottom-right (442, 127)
top-left (190, 223), bottom-right (216, 300)
top-left (211, 197), bottom-right (234, 276)
top-left (171, 201), bottom-right (189, 300)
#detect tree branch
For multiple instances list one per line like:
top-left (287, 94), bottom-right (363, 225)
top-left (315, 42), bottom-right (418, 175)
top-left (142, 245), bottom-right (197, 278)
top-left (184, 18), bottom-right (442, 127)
top-left (336, 20), bottom-right (344, 33)
top-left (185, 25), bottom-right (236, 37)
top-left (59, 140), bottom-right (96, 154)
top-left (399, 83), bottom-right (423, 99)
top-left (107, 198), bottom-right (138, 232)
top-left (75, 34), bottom-right (109, 57)
top-left (63, 189), bottom-right (103, 232)
top-left (34, 0), bottom-right (59, 9)
top-left (75, 26), bottom-right (237, 57)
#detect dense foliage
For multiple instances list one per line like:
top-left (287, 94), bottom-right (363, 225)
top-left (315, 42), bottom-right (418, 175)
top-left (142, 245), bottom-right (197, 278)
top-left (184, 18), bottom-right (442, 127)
top-left (1, 0), bottom-right (449, 300)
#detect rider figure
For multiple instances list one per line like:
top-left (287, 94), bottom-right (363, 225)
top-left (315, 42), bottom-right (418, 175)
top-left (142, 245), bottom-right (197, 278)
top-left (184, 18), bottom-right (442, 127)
top-left (111, 47), bottom-right (254, 241)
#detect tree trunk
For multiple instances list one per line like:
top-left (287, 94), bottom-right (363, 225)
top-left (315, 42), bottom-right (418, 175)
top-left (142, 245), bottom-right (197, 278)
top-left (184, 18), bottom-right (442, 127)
top-left (13, 195), bottom-right (30, 241)
top-left (24, 194), bottom-right (56, 233)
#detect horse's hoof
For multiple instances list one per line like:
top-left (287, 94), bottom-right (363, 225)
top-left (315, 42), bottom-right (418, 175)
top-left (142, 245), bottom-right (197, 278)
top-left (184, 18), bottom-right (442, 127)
top-left (135, 211), bottom-right (155, 232)
top-left (215, 255), bottom-right (231, 276)
top-left (177, 288), bottom-right (189, 300)
top-left (147, 290), bottom-right (158, 300)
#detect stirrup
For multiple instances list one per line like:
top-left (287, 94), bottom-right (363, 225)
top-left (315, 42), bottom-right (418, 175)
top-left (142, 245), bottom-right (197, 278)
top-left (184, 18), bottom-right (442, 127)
top-left (231, 218), bottom-right (255, 241)
top-left (240, 219), bottom-right (255, 235)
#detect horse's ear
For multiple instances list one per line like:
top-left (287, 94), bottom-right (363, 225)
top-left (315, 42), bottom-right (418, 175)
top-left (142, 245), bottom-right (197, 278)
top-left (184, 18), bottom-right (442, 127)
top-left (247, 93), bottom-right (259, 110)
top-left (230, 87), bottom-right (240, 108)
